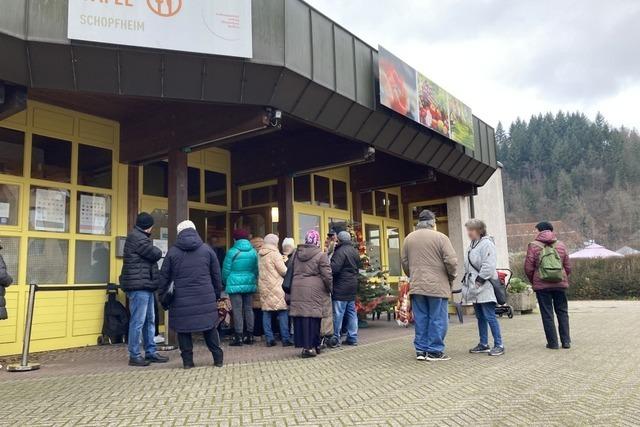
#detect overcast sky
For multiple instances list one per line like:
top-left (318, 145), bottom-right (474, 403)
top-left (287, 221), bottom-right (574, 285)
top-left (305, 0), bottom-right (640, 131)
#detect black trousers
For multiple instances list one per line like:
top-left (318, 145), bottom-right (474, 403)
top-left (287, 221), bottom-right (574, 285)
top-left (177, 329), bottom-right (223, 364)
top-left (536, 290), bottom-right (571, 346)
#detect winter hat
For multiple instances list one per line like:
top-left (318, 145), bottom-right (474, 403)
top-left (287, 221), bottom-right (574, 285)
top-left (177, 220), bottom-right (196, 235)
top-left (535, 221), bottom-right (554, 232)
top-left (232, 229), bottom-right (250, 241)
top-left (337, 231), bottom-right (352, 243)
top-left (264, 233), bottom-right (279, 247)
top-left (282, 237), bottom-right (295, 250)
top-left (135, 212), bottom-right (154, 230)
top-left (304, 229), bottom-right (320, 247)
top-left (418, 209), bottom-right (435, 222)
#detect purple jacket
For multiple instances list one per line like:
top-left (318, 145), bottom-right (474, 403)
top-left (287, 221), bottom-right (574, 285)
top-left (524, 231), bottom-right (571, 291)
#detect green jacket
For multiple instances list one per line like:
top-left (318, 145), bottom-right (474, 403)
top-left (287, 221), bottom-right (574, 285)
top-left (222, 239), bottom-right (258, 294)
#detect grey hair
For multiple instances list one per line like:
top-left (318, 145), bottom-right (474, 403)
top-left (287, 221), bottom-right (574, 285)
top-left (465, 218), bottom-right (487, 236)
top-left (416, 219), bottom-right (436, 230)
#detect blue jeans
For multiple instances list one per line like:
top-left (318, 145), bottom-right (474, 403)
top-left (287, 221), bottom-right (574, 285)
top-left (411, 295), bottom-right (448, 353)
top-left (126, 290), bottom-right (157, 359)
top-left (474, 302), bottom-right (503, 348)
top-left (262, 310), bottom-right (291, 343)
top-left (332, 300), bottom-right (358, 344)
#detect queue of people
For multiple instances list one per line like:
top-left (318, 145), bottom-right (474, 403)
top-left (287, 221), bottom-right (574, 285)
top-left (120, 209), bottom-right (571, 368)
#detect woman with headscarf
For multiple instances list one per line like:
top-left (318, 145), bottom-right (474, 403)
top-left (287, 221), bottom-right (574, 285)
top-left (281, 237), bottom-right (296, 264)
top-left (288, 230), bottom-right (333, 358)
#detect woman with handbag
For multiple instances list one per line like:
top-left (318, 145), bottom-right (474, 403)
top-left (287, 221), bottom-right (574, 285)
top-left (159, 220), bottom-right (224, 369)
top-left (288, 230), bottom-right (333, 358)
top-left (461, 219), bottom-right (505, 357)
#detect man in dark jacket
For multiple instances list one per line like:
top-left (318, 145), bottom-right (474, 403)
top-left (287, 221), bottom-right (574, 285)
top-left (160, 220), bottom-right (223, 369)
top-left (524, 221), bottom-right (572, 349)
top-left (329, 231), bottom-right (361, 347)
top-left (120, 212), bottom-right (168, 366)
top-left (0, 239), bottom-right (14, 321)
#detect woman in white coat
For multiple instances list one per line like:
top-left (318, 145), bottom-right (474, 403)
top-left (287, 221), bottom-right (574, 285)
top-left (461, 219), bottom-right (504, 356)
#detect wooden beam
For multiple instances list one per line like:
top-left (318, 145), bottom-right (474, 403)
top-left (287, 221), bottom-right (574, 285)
top-left (126, 165), bottom-right (139, 230)
top-left (231, 130), bottom-right (372, 185)
top-left (350, 151), bottom-right (435, 192)
top-left (167, 149), bottom-right (188, 245)
top-left (120, 104), bottom-right (273, 164)
top-left (401, 174), bottom-right (475, 204)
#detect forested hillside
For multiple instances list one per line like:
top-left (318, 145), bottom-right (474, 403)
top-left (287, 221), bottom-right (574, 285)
top-left (497, 112), bottom-right (640, 249)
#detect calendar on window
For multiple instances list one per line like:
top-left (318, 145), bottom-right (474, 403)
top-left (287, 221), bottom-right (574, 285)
top-left (34, 188), bottom-right (68, 232)
top-left (79, 194), bottom-right (108, 235)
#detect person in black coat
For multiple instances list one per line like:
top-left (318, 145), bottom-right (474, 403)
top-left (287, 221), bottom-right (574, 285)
top-left (159, 220), bottom-right (224, 369)
top-left (329, 231), bottom-right (361, 347)
top-left (119, 212), bottom-right (168, 366)
top-left (0, 239), bottom-right (14, 321)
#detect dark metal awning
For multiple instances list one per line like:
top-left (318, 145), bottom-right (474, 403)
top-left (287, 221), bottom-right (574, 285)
top-left (0, 0), bottom-right (497, 185)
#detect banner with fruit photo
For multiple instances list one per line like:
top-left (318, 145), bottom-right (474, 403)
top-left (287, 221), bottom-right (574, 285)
top-left (378, 46), bottom-right (418, 122)
top-left (418, 73), bottom-right (450, 139)
top-left (378, 45), bottom-right (474, 150)
top-left (448, 95), bottom-right (475, 149)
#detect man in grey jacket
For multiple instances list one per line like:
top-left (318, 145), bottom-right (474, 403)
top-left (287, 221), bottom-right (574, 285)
top-left (402, 210), bottom-right (458, 361)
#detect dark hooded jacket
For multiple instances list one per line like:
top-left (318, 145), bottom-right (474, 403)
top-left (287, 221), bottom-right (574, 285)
top-left (119, 227), bottom-right (163, 292)
top-left (289, 245), bottom-right (332, 318)
top-left (0, 252), bottom-right (13, 320)
top-left (330, 241), bottom-right (361, 301)
top-left (525, 230), bottom-right (571, 291)
top-left (159, 228), bottom-right (222, 333)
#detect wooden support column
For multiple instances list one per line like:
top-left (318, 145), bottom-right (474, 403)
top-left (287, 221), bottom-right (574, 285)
top-left (126, 165), bottom-right (140, 230)
top-left (277, 176), bottom-right (293, 238)
top-left (167, 149), bottom-right (188, 245)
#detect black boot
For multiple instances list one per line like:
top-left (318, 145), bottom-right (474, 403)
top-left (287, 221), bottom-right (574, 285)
top-left (229, 333), bottom-right (243, 346)
top-left (243, 334), bottom-right (255, 345)
top-left (213, 353), bottom-right (224, 368)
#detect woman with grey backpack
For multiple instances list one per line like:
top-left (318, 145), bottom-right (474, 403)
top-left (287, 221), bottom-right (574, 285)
top-left (461, 219), bottom-right (504, 356)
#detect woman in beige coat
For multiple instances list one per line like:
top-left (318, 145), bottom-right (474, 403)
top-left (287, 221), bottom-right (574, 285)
top-left (258, 234), bottom-right (292, 347)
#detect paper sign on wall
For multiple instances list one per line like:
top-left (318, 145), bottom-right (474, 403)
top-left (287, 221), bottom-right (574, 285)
top-left (67, 0), bottom-right (253, 58)
top-left (34, 189), bottom-right (67, 232)
top-left (79, 194), bottom-right (108, 235)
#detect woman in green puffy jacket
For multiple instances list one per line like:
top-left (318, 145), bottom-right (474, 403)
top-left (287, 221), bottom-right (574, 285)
top-left (222, 229), bottom-right (259, 346)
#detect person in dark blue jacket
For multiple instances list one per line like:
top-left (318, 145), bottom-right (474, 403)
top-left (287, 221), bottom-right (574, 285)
top-left (159, 220), bottom-right (223, 369)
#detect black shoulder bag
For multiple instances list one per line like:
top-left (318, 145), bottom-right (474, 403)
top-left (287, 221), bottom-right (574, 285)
top-left (468, 249), bottom-right (506, 306)
top-left (282, 252), bottom-right (297, 294)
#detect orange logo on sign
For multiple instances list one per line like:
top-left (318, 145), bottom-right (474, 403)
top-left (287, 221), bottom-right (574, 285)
top-left (147, 0), bottom-right (182, 17)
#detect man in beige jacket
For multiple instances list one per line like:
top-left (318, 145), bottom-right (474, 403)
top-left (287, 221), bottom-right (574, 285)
top-left (402, 210), bottom-right (458, 361)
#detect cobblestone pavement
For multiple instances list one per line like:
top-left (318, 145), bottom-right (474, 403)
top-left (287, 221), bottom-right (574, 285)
top-left (2, 301), bottom-right (639, 426)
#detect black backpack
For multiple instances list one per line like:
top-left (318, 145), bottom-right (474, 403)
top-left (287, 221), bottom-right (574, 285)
top-left (100, 285), bottom-right (129, 344)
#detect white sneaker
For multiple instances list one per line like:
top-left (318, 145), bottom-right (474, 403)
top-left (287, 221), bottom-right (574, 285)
top-left (153, 335), bottom-right (165, 344)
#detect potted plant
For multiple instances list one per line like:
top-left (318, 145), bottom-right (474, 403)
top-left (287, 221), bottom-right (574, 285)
top-left (506, 278), bottom-right (536, 312)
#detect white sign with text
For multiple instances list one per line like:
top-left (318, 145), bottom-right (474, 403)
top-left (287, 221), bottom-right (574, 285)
top-left (68, 0), bottom-right (252, 58)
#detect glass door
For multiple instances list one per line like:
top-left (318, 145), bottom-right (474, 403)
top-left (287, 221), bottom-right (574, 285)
top-left (363, 215), bottom-right (403, 280)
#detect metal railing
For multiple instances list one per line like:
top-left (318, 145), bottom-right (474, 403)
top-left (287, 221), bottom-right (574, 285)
top-left (6, 282), bottom-right (175, 372)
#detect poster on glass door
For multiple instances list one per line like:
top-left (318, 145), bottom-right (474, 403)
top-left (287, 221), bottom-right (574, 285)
top-left (35, 188), bottom-right (68, 232)
top-left (79, 194), bottom-right (108, 235)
